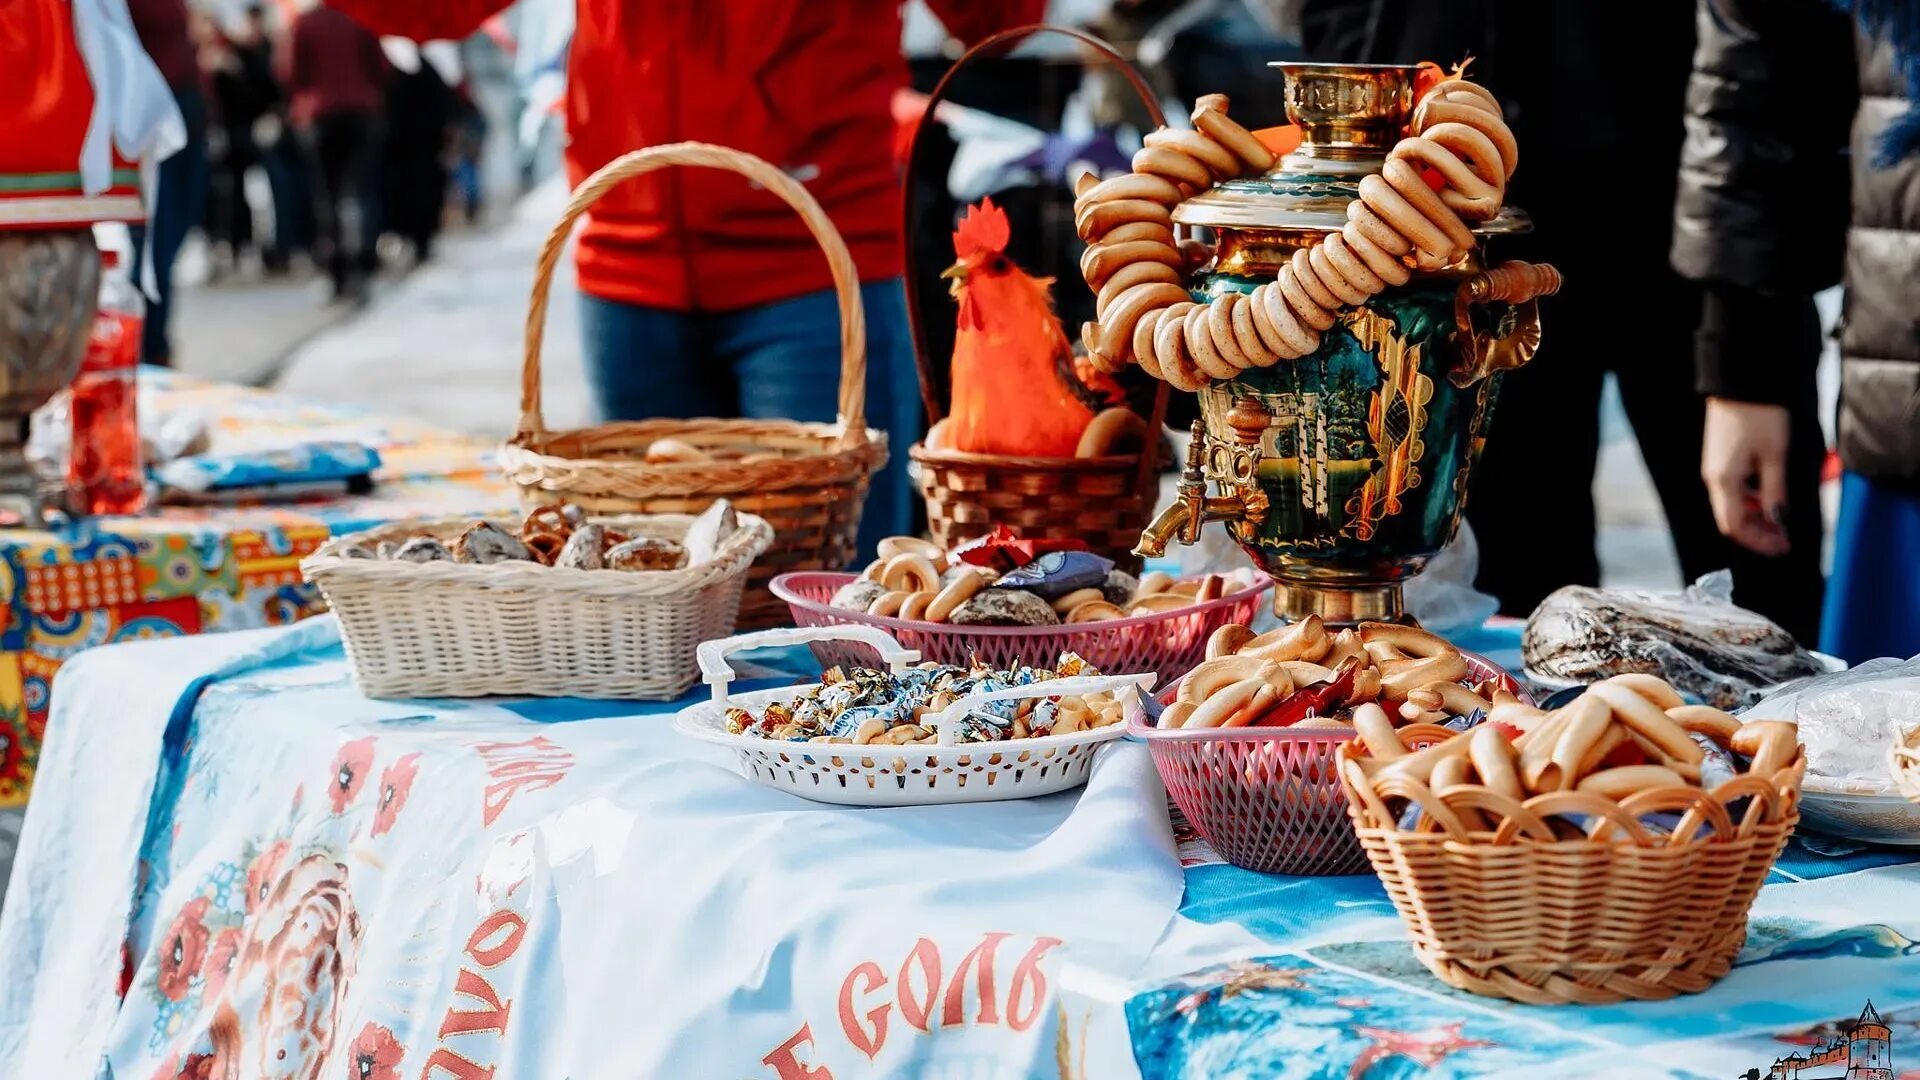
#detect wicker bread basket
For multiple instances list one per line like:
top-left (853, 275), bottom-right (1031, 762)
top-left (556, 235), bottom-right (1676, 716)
top-left (497, 142), bottom-right (885, 630)
top-left (903, 26), bottom-right (1169, 574)
top-left (1338, 726), bottom-right (1804, 1005)
top-left (302, 511), bottom-right (772, 700)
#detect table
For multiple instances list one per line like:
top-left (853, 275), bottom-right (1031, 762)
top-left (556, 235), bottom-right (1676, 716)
top-left (3, 619), bottom-right (1918, 1080)
top-left (0, 370), bottom-right (514, 805)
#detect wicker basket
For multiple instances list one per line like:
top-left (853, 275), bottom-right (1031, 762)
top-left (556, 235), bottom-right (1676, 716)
top-left (1337, 730), bottom-right (1805, 1005)
top-left (497, 142), bottom-right (885, 630)
top-left (772, 570), bottom-right (1269, 686)
top-left (902, 26), bottom-right (1170, 575)
top-left (302, 511), bottom-right (773, 700)
top-left (1137, 653), bottom-right (1521, 877)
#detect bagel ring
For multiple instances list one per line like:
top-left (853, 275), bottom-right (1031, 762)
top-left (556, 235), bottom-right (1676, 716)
top-left (924, 568), bottom-right (986, 622)
top-left (1065, 600), bottom-right (1128, 623)
top-left (879, 553), bottom-right (941, 594)
top-left (1076, 198), bottom-right (1174, 243)
top-left (867, 591), bottom-right (911, 618)
top-left (876, 536), bottom-right (945, 562)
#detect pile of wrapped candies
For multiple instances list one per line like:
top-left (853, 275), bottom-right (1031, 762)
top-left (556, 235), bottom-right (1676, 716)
top-left (727, 653), bottom-right (1126, 745)
top-left (832, 526), bottom-right (1256, 627)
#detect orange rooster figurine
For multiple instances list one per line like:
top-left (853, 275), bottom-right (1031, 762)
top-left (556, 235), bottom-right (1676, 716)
top-left (934, 198), bottom-right (1136, 458)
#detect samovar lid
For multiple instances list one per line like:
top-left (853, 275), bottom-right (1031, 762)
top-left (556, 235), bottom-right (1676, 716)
top-left (1172, 61), bottom-right (1530, 235)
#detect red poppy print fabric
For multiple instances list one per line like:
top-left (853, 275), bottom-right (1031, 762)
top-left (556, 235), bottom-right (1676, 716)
top-left (327, 738), bottom-right (375, 814)
top-left (370, 754), bottom-right (420, 838)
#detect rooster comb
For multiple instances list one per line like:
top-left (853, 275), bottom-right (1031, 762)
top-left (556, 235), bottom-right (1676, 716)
top-left (953, 197), bottom-right (1011, 261)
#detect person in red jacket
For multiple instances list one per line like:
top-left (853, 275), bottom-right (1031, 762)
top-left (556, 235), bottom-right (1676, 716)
top-left (327, 0), bottom-right (1045, 554)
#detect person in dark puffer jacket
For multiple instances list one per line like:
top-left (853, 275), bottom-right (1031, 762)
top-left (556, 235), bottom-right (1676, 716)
top-left (1672, 0), bottom-right (1920, 663)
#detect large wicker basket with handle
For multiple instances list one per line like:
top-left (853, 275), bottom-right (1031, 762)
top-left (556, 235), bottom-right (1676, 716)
top-left (904, 26), bottom-right (1169, 575)
top-left (1337, 726), bottom-right (1804, 1005)
top-left (497, 143), bottom-right (886, 629)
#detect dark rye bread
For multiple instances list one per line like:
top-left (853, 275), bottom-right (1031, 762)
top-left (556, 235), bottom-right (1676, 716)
top-left (1524, 585), bottom-right (1824, 710)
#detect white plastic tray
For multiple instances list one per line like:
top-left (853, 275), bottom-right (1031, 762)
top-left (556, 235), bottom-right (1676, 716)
top-left (673, 625), bottom-right (1155, 806)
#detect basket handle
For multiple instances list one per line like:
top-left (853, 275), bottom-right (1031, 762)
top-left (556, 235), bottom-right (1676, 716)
top-left (519, 142), bottom-right (869, 445)
top-left (923, 673), bottom-right (1156, 746)
top-left (699, 625), bottom-right (921, 705)
top-left (902, 23), bottom-right (1173, 441)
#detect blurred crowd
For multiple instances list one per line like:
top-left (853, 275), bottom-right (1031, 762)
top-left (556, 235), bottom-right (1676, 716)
top-left (126, 0), bottom-right (487, 364)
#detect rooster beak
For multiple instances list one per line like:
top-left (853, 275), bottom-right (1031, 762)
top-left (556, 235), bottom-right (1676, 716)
top-left (939, 262), bottom-right (968, 282)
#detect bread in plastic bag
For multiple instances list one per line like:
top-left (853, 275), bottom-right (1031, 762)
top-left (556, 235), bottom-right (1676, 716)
top-left (1523, 570), bottom-right (1825, 710)
top-left (1743, 656), bottom-right (1920, 793)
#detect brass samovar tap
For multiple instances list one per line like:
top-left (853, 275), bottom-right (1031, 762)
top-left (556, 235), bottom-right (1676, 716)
top-left (1135, 406), bottom-right (1270, 558)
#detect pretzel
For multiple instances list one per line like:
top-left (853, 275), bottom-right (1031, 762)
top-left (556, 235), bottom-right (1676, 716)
top-left (522, 530), bottom-right (567, 566)
top-left (522, 506), bottom-right (574, 541)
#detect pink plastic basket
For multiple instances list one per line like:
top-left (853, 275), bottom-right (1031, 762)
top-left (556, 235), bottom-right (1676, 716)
top-left (770, 571), bottom-right (1273, 686)
top-left (1136, 652), bottom-right (1522, 876)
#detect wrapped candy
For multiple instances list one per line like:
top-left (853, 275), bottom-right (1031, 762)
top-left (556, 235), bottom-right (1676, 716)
top-left (989, 551), bottom-right (1115, 600)
top-left (951, 525), bottom-right (1088, 573)
top-left (731, 653), bottom-right (1109, 745)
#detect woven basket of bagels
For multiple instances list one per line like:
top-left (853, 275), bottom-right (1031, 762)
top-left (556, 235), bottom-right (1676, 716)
top-left (1337, 675), bottom-right (1804, 1005)
top-left (302, 505), bottom-right (772, 700)
top-left (497, 142), bottom-right (885, 631)
top-left (903, 26), bottom-right (1168, 575)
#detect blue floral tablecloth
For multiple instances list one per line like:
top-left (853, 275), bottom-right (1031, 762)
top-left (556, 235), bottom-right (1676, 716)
top-left (1, 619), bottom-right (1916, 1080)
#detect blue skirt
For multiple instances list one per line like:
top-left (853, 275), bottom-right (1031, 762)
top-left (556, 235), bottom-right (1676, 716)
top-left (1820, 471), bottom-right (1920, 664)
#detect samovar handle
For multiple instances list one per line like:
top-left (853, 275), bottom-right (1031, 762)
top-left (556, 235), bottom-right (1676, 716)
top-left (1449, 261), bottom-right (1564, 388)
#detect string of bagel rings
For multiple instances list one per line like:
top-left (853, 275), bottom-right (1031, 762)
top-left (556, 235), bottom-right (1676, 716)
top-left (1074, 81), bottom-right (1518, 391)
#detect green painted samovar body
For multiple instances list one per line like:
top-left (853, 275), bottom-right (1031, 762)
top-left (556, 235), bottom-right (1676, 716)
top-left (1143, 63), bottom-right (1558, 624)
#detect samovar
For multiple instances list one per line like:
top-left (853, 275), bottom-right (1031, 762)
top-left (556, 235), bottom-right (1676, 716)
top-left (1135, 63), bottom-right (1561, 625)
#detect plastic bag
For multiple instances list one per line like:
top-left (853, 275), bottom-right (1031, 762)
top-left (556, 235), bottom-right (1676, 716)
top-left (1744, 656), bottom-right (1920, 792)
top-left (1523, 570), bottom-right (1826, 710)
top-left (1403, 522), bottom-right (1499, 634)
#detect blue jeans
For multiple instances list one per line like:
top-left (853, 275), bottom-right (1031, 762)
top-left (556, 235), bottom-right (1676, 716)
top-left (579, 280), bottom-right (921, 561)
top-left (130, 85), bottom-right (209, 365)
top-left (1820, 471), bottom-right (1920, 664)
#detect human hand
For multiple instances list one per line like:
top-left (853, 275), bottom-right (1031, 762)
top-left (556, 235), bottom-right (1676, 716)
top-left (1701, 397), bottom-right (1792, 557)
